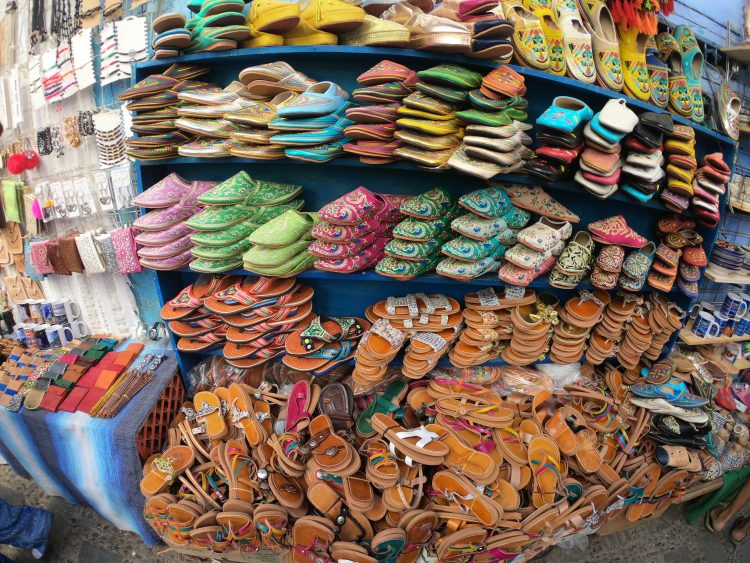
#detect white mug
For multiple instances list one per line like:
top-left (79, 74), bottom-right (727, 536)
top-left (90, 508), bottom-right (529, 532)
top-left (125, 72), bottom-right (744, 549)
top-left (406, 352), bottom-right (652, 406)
top-left (69, 320), bottom-right (89, 338)
top-left (53, 324), bottom-right (75, 345)
top-left (53, 299), bottom-right (81, 321)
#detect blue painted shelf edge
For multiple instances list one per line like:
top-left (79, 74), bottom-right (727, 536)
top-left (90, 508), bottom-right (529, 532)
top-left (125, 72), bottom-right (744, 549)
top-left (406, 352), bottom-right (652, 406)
top-left (133, 45), bottom-right (735, 146)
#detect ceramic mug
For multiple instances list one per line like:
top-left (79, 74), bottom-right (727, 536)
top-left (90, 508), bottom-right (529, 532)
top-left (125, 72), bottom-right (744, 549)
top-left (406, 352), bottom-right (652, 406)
top-left (45, 325), bottom-right (62, 348)
top-left (722, 292), bottom-right (748, 319)
top-left (40, 301), bottom-right (55, 321)
top-left (736, 316), bottom-right (750, 336)
top-left (34, 324), bottom-right (50, 349)
top-left (28, 300), bottom-right (43, 322)
top-left (689, 301), bottom-right (714, 319)
top-left (715, 311), bottom-right (730, 336)
top-left (53, 299), bottom-right (81, 321)
top-left (16, 301), bottom-right (32, 322)
top-left (14, 323), bottom-right (27, 345)
top-left (692, 312), bottom-right (721, 338)
top-left (69, 320), bottom-right (89, 338)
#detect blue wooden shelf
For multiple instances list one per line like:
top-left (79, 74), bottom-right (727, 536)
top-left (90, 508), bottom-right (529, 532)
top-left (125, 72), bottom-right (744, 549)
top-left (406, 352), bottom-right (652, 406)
top-left (139, 157), bottom-right (686, 216)
top-left (135, 45), bottom-right (733, 145)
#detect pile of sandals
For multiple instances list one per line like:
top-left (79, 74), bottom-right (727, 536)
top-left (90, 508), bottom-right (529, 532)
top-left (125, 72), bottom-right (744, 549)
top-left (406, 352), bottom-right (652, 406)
top-left (141, 355), bottom-right (710, 561)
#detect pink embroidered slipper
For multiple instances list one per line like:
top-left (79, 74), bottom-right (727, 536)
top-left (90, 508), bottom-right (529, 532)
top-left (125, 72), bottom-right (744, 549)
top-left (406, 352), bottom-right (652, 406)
top-left (140, 248), bottom-right (194, 271)
top-left (133, 202), bottom-right (203, 232)
top-left (134, 222), bottom-right (195, 246)
top-left (497, 254), bottom-right (557, 286)
top-left (308, 233), bottom-right (384, 259)
top-left (357, 60), bottom-right (416, 85)
top-left (312, 218), bottom-right (382, 243)
top-left (314, 238), bottom-right (387, 272)
top-left (587, 215), bottom-right (647, 248)
top-left (133, 172), bottom-right (192, 208)
top-left (317, 186), bottom-right (388, 225)
top-left (137, 234), bottom-right (194, 260)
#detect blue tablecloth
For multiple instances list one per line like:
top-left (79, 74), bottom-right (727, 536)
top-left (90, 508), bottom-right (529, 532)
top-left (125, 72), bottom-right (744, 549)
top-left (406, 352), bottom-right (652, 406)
top-left (0, 347), bottom-right (179, 546)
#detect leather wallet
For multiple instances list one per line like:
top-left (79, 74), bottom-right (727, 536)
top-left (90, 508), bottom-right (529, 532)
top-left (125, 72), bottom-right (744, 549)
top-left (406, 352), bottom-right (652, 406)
top-left (59, 387), bottom-right (89, 413)
top-left (78, 387), bottom-right (107, 414)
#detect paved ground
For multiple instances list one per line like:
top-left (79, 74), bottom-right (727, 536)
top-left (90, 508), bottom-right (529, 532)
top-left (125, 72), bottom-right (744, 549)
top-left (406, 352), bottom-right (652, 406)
top-left (0, 464), bottom-right (748, 562)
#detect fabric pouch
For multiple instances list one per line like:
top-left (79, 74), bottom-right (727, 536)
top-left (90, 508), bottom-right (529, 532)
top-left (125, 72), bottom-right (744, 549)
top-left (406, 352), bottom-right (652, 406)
top-left (60, 234), bottom-right (85, 273)
top-left (75, 232), bottom-right (106, 273)
top-left (47, 241), bottom-right (71, 275)
top-left (29, 240), bottom-right (54, 274)
top-left (94, 232), bottom-right (119, 271)
top-left (111, 227), bottom-right (142, 273)
top-left (2, 180), bottom-right (22, 223)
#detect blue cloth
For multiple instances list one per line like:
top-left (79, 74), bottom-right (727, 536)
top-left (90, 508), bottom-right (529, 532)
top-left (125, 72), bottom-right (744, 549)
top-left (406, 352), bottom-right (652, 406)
top-left (0, 499), bottom-right (51, 550)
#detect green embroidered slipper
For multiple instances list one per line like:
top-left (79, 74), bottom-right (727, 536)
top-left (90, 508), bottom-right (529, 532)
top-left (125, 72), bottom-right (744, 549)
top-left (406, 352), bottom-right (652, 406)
top-left (392, 216), bottom-right (451, 242)
top-left (436, 254), bottom-right (501, 280)
top-left (191, 238), bottom-right (252, 259)
top-left (402, 92), bottom-right (457, 116)
top-left (451, 213), bottom-right (508, 241)
top-left (243, 239), bottom-right (312, 267)
top-left (458, 187), bottom-right (512, 219)
top-left (186, 203), bottom-right (259, 231)
top-left (247, 210), bottom-right (317, 248)
top-left (441, 236), bottom-right (504, 262)
top-left (384, 238), bottom-right (443, 261)
top-left (247, 199), bottom-right (305, 227)
top-left (198, 171), bottom-right (303, 206)
top-left (455, 108), bottom-right (513, 127)
top-left (190, 220), bottom-right (256, 247)
top-left (417, 65), bottom-right (483, 89)
top-left (503, 205), bottom-right (532, 228)
top-left (396, 106), bottom-right (457, 121)
top-left (415, 82), bottom-right (470, 104)
top-left (244, 249), bottom-right (315, 276)
top-left (375, 254), bottom-right (440, 280)
top-left (400, 188), bottom-right (453, 220)
top-left (468, 91), bottom-right (528, 112)
top-left (189, 256), bottom-right (243, 273)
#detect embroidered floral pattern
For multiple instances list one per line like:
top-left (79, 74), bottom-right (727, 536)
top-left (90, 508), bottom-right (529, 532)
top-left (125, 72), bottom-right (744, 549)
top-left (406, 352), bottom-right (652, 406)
top-left (451, 213), bottom-right (508, 241)
top-left (136, 222), bottom-right (195, 246)
top-left (385, 238), bottom-right (441, 261)
top-left (436, 255), bottom-right (500, 279)
top-left (111, 227), bottom-right (142, 274)
top-left (187, 203), bottom-right (257, 230)
top-left (515, 27), bottom-right (549, 69)
top-left (318, 187), bottom-right (385, 225)
top-left (400, 188), bottom-right (452, 220)
top-left (459, 187), bottom-right (512, 219)
top-left (133, 172), bottom-right (191, 207)
top-left (442, 236), bottom-right (502, 262)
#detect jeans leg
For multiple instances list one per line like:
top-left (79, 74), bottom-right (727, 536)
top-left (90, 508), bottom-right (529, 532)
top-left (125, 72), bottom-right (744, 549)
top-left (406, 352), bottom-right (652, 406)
top-left (0, 499), bottom-right (52, 550)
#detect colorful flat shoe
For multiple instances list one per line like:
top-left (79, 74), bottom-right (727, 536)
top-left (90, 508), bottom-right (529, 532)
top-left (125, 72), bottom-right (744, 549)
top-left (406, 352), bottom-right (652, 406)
top-left (339, 14), bottom-right (410, 47)
top-left (646, 37), bottom-right (669, 108)
top-left (136, 223), bottom-right (195, 247)
top-left (246, 0), bottom-right (300, 33)
top-left (501, 184), bottom-right (580, 223)
top-left (346, 103), bottom-right (401, 124)
top-left (674, 25), bottom-right (704, 123)
top-left (138, 234), bottom-right (194, 260)
top-left (384, 237), bottom-right (444, 261)
top-left (588, 215), bottom-right (647, 248)
top-left (393, 129), bottom-right (461, 151)
top-left (245, 249), bottom-right (315, 276)
top-left (451, 213), bottom-right (508, 241)
top-left (315, 239), bottom-right (387, 273)
top-left (414, 81), bottom-right (470, 105)
top-left (455, 109), bottom-right (513, 127)
top-left (417, 64), bottom-right (484, 89)
top-left (536, 96), bottom-right (593, 133)
top-left (283, 17), bottom-right (338, 45)
top-left (656, 33), bottom-right (692, 118)
top-left (505, 4), bottom-right (549, 70)
top-left (394, 146), bottom-right (455, 168)
top-left (353, 81), bottom-right (413, 104)
top-left (497, 255), bottom-right (556, 286)
top-left (620, 241), bottom-right (656, 290)
top-left (402, 92), bottom-right (456, 116)
top-left (286, 138), bottom-right (349, 162)
top-left (318, 186), bottom-right (387, 225)
top-left (192, 238), bottom-right (252, 260)
top-left (133, 173), bottom-right (192, 208)
top-left (436, 254), bottom-right (501, 280)
top-left (357, 60), bottom-right (415, 85)
top-left (581, 5), bottom-right (621, 90)
top-left (400, 188), bottom-right (453, 220)
top-left (441, 235), bottom-right (503, 262)
top-left (375, 254), bottom-right (440, 280)
top-left (392, 216), bottom-right (452, 242)
top-left (200, 172), bottom-right (302, 206)
top-left (618, 24), bottom-right (650, 102)
top-left (447, 146), bottom-right (507, 179)
top-left (140, 249), bottom-right (195, 271)
top-left (458, 186), bottom-right (512, 219)
top-left (301, 0), bottom-right (365, 33)
top-left (276, 81), bottom-right (349, 118)
top-left (271, 117), bottom-right (350, 145)
top-left (191, 221), bottom-right (256, 247)
top-left (248, 210), bottom-right (316, 247)
top-left (309, 233), bottom-right (385, 259)
top-left (560, 16), bottom-right (595, 84)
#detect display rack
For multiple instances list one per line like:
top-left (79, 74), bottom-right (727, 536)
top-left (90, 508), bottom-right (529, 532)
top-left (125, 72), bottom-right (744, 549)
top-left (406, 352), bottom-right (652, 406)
top-left (132, 47), bottom-right (737, 384)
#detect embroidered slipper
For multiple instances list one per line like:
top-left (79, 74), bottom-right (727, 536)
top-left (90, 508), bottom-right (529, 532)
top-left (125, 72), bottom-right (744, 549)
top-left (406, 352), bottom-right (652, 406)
top-left (136, 223), bottom-right (195, 247)
top-left (314, 240), bottom-right (387, 273)
top-left (436, 255), bottom-right (501, 280)
top-left (417, 64), bottom-right (483, 89)
top-left (560, 16), bottom-right (595, 84)
top-left (198, 172), bottom-right (302, 206)
top-left (505, 4), bottom-right (550, 71)
top-left (586, 3), bottom-right (623, 91)
top-left (618, 24), bottom-right (650, 101)
top-left (536, 96), bottom-right (593, 133)
top-left (501, 184), bottom-right (580, 223)
top-left (674, 25), bottom-right (704, 122)
top-left (450, 213), bottom-right (508, 241)
top-left (318, 186), bottom-right (387, 225)
top-left (458, 186), bottom-right (512, 219)
top-left (587, 215), bottom-right (647, 247)
top-left (400, 188), bottom-right (453, 220)
top-left (357, 60), bottom-right (415, 85)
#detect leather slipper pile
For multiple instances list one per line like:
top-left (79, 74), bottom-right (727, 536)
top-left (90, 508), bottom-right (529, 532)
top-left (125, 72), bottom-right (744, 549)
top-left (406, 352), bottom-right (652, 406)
top-left (573, 99), bottom-right (638, 199)
top-left (141, 356), bottom-right (710, 561)
top-left (243, 209), bottom-right (317, 277)
top-left (450, 286), bottom-right (535, 366)
top-left (620, 111), bottom-right (672, 203)
top-left (656, 216), bottom-right (707, 298)
top-left (161, 274), bottom-right (316, 367)
top-left (499, 216), bottom-right (573, 286)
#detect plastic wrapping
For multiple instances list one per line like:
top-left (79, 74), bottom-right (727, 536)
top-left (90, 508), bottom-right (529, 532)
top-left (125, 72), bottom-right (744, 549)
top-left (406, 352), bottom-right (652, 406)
top-left (535, 362), bottom-right (583, 391)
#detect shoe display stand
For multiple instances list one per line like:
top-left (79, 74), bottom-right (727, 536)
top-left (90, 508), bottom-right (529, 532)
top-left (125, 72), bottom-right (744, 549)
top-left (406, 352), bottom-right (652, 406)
top-left (132, 46), bottom-right (738, 385)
